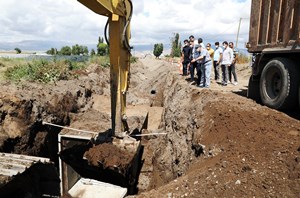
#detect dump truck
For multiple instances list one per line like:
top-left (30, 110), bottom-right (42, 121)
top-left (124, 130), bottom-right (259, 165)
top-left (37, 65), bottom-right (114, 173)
top-left (247, 0), bottom-right (300, 110)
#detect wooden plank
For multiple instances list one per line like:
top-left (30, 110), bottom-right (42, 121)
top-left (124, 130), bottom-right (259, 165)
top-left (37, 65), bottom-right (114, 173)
top-left (0, 153), bottom-right (49, 163)
top-left (282, 0), bottom-right (296, 46)
top-left (0, 153), bottom-right (50, 177)
top-left (293, 0), bottom-right (300, 41)
top-left (249, 0), bottom-right (262, 50)
top-left (270, 0), bottom-right (282, 44)
top-left (258, 0), bottom-right (271, 45)
top-left (278, 0), bottom-right (287, 43)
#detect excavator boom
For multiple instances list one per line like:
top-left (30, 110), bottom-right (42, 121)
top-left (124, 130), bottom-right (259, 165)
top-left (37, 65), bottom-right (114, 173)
top-left (78, 0), bottom-right (132, 137)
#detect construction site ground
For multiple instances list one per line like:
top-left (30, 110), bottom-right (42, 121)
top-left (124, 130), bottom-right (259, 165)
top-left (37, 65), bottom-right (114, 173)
top-left (0, 56), bottom-right (299, 197)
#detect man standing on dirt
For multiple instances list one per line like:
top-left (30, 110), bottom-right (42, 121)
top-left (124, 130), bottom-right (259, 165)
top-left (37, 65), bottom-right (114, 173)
top-left (221, 41), bottom-right (233, 86)
top-left (193, 44), bottom-right (201, 86)
top-left (194, 38), bottom-right (205, 85)
top-left (228, 42), bottom-right (238, 85)
top-left (191, 45), bottom-right (212, 88)
top-left (213, 42), bottom-right (223, 82)
top-left (189, 35), bottom-right (197, 82)
top-left (181, 39), bottom-right (192, 76)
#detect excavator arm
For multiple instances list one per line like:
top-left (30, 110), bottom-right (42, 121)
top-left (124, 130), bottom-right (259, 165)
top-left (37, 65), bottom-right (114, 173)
top-left (78, 0), bottom-right (132, 137)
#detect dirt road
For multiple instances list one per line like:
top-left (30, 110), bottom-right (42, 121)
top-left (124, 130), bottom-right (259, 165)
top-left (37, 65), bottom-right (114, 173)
top-left (0, 57), bottom-right (299, 197)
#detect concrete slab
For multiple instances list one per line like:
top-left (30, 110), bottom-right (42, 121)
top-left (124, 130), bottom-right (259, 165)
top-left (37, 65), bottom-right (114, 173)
top-left (68, 178), bottom-right (127, 198)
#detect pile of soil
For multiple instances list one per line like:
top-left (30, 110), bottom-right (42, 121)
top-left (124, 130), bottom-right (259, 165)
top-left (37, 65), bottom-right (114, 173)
top-left (84, 143), bottom-right (135, 169)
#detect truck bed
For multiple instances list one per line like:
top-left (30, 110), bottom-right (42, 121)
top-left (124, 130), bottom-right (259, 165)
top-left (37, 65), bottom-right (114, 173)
top-left (247, 0), bottom-right (300, 53)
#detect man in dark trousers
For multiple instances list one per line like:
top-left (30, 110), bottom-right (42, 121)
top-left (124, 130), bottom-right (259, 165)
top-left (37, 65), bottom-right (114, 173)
top-left (189, 35), bottom-right (197, 82)
top-left (181, 39), bottom-right (192, 76)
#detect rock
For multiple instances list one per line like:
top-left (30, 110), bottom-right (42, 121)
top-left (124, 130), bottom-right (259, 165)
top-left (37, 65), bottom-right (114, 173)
top-left (235, 180), bottom-right (241, 185)
top-left (222, 161), bottom-right (228, 168)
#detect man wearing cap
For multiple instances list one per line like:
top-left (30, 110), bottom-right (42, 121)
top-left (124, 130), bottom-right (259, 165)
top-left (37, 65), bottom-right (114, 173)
top-left (191, 44), bottom-right (212, 88)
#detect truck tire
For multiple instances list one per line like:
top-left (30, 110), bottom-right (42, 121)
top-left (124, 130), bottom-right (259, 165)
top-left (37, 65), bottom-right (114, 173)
top-left (259, 58), bottom-right (299, 110)
top-left (247, 75), bottom-right (261, 103)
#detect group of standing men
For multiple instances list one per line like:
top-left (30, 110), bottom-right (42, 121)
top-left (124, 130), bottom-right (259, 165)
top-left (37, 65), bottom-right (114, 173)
top-left (181, 35), bottom-right (238, 88)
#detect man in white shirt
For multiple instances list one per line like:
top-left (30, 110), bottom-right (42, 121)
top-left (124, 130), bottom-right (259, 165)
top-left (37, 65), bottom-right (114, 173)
top-left (221, 41), bottom-right (233, 86)
top-left (213, 42), bottom-right (223, 82)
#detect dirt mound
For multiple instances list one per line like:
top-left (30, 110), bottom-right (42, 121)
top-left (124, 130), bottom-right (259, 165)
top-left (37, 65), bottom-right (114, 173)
top-left (84, 143), bottom-right (135, 169)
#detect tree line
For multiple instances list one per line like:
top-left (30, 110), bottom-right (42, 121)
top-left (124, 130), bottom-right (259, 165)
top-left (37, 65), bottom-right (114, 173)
top-left (46, 36), bottom-right (108, 56)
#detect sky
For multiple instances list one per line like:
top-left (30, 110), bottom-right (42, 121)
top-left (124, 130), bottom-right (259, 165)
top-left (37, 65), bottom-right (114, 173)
top-left (0, 0), bottom-right (251, 53)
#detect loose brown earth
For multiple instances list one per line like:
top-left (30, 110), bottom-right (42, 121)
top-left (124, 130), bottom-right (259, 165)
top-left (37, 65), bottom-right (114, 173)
top-left (0, 56), bottom-right (299, 197)
top-left (84, 143), bottom-right (134, 169)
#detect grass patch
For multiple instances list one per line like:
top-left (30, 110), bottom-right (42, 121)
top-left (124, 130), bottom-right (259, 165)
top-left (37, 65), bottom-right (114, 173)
top-left (4, 59), bottom-right (88, 83)
top-left (0, 57), bottom-right (28, 68)
top-left (2, 55), bottom-right (137, 83)
top-left (89, 55), bottom-right (110, 67)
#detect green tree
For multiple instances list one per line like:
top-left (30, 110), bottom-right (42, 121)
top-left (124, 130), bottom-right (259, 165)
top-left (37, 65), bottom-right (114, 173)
top-left (46, 48), bottom-right (57, 55)
top-left (14, 48), bottom-right (21, 54)
top-left (153, 43), bottom-right (163, 58)
top-left (71, 44), bottom-right (88, 55)
top-left (97, 43), bottom-right (108, 56)
top-left (90, 49), bottom-right (96, 56)
top-left (170, 33), bottom-right (181, 57)
top-left (72, 44), bottom-right (81, 55)
top-left (97, 36), bottom-right (108, 56)
top-left (60, 46), bottom-right (72, 56)
top-left (83, 46), bottom-right (89, 55)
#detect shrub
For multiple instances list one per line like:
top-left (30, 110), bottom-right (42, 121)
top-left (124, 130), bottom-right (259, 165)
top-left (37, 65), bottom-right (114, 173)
top-left (237, 52), bottom-right (250, 64)
top-left (130, 56), bottom-right (138, 63)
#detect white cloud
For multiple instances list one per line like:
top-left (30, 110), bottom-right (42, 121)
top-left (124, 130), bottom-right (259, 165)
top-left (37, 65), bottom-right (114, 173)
top-left (130, 0), bottom-right (251, 48)
top-left (0, 0), bottom-right (251, 51)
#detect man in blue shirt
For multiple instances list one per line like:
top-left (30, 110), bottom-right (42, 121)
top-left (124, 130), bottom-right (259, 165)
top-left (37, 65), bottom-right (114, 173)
top-left (191, 45), bottom-right (212, 88)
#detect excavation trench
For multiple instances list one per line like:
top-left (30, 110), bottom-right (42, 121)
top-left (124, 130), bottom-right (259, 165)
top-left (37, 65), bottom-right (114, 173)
top-left (1, 59), bottom-right (299, 197)
top-left (0, 63), bottom-right (203, 196)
